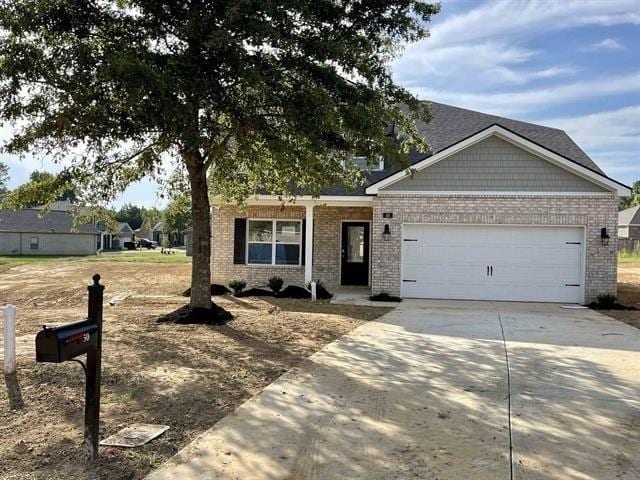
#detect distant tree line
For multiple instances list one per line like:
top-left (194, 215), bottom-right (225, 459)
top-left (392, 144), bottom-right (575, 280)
top-left (0, 162), bottom-right (191, 236)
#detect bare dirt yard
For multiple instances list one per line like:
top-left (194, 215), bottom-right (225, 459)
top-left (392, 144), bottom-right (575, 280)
top-left (604, 262), bottom-right (640, 329)
top-left (0, 261), bottom-right (389, 480)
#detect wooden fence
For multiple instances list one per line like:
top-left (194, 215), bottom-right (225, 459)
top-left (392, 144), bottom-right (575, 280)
top-left (619, 238), bottom-right (640, 252)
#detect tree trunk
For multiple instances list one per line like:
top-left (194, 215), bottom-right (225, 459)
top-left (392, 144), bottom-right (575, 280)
top-left (185, 152), bottom-right (212, 310)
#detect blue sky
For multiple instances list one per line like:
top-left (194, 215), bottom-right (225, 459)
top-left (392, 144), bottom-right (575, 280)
top-left (2, 0), bottom-right (639, 207)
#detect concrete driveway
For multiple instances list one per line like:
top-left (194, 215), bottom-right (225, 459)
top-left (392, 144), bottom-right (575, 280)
top-left (146, 300), bottom-right (640, 480)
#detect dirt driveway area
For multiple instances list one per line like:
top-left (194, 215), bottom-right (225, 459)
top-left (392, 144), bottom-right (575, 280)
top-left (603, 263), bottom-right (640, 329)
top-left (0, 262), bottom-right (388, 480)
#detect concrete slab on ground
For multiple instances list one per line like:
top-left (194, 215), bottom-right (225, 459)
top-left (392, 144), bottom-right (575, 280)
top-left (145, 299), bottom-right (640, 480)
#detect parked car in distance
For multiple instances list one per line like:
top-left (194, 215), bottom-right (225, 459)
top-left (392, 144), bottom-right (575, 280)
top-left (123, 241), bottom-right (137, 250)
top-left (137, 238), bottom-right (157, 249)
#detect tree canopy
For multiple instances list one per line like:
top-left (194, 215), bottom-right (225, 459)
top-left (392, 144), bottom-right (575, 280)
top-left (163, 193), bottom-right (191, 236)
top-left (0, 0), bottom-right (440, 313)
top-left (0, 161), bottom-right (8, 200)
top-left (620, 180), bottom-right (640, 210)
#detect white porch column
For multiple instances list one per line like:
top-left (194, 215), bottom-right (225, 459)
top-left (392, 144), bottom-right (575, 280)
top-left (304, 204), bottom-right (314, 284)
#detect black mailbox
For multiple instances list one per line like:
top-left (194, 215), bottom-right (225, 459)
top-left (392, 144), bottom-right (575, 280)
top-left (34, 274), bottom-right (105, 462)
top-left (36, 318), bottom-right (99, 363)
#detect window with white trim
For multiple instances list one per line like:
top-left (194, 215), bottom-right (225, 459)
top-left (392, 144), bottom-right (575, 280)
top-left (30, 236), bottom-right (39, 250)
top-left (247, 220), bottom-right (302, 265)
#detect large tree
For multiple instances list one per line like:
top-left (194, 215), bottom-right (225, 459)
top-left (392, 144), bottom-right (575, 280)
top-left (620, 180), bottom-right (640, 210)
top-left (0, 1), bottom-right (439, 315)
top-left (0, 161), bottom-right (8, 200)
top-left (164, 192), bottom-right (192, 240)
top-left (28, 170), bottom-right (78, 202)
top-left (115, 203), bottom-right (145, 230)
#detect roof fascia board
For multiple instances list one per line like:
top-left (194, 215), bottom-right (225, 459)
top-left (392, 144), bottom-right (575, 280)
top-left (212, 195), bottom-right (374, 207)
top-left (378, 191), bottom-right (614, 196)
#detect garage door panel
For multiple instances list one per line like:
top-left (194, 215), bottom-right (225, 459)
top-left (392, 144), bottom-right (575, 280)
top-left (401, 225), bottom-right (584, 303)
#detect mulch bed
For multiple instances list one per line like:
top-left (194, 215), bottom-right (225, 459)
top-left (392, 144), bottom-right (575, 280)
top-left (157, 304), bottom-right (234, 324)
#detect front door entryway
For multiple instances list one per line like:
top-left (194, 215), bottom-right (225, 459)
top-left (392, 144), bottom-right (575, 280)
top-left (341, 222), bottom-right (370, 286)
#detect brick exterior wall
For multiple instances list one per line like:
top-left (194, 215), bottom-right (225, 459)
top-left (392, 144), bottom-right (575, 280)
top-left (212, 204), bottom-right (306, 287)
top-left (311, 206), bottom-right (372, 289)
top-left (211, 204), bottom-right (372, 289)
top-left (371, 194), bottom-right (619, 303)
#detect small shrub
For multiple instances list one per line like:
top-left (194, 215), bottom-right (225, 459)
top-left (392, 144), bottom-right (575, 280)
top-left (227, 279), bottom-right (247, 296)
top-left (267, 276), bottom-right (284, 293)
top-left (596, 293), bottom-right (617, 308)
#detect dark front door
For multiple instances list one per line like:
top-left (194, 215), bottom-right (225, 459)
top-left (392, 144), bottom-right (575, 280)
top-left (341, 222), bottom-right (370, 286)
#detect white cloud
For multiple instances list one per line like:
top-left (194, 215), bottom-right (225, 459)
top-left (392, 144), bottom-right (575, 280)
top-left (409, 71), bottom-right (640, 116)
top-left (394, 40), bottom-right (576, 89)
top-left (536, 106), bottom-right (640, 182)
top-left (538, 105), bottom-right (640, 149)
top-left (585, 38), bottom-right (626, 51)
top-left (428, 0), bottom-right (640, 48)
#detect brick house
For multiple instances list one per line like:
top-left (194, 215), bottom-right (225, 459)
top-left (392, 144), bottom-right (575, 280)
top-left (211, 102), bottom-right (630, 304)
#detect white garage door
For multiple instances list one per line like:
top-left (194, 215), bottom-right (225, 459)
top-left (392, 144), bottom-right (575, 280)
top-left (401, 224), bottom-right (584, 303)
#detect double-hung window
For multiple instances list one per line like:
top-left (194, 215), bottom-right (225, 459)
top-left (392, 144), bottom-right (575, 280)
top-left (247, 220), bottom-right (302, 266)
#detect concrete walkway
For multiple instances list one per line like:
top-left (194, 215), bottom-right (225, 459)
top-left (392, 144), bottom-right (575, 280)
top-left (146, 300), bottom-right (640, 480)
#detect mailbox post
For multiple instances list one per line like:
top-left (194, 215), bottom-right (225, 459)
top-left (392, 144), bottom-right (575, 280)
top-left (35, 274), bottom-right (104, 462)
top-left (85, 274), bottom-right (104, 461)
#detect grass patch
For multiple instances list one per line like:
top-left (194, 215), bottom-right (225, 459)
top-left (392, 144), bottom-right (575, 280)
top-left (86, 251), bottom-right (191, 264)
top-left (0, 255), bottom-right (78, 268)
top-left (619, 250), bottom-right (640, 264)
top-left (0, 250), bottom-right (191, 268)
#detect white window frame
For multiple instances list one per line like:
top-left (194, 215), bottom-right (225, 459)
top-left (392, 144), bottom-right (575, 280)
top-left (246, 219), bottom-right (303, 267)
top-left (30, 236), bottom-right (39, 250)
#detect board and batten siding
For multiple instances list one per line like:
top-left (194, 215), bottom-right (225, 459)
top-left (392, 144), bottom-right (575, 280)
top-left (381, 136), bottom-right (608, 193)
top-left (0, 232), bottom-right (97, 255)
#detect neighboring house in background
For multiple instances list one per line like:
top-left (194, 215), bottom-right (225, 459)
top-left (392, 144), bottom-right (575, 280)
top-left (97, 222), bottom-right (134, 250)
top-left (33, 200), bottom-right (76, 212)
top-left (0, 208), bottom-right (100, 255)
top-left (134, 218), bottom-right (157, 242)
top-left (618, 205), bottom-right (640, 240)
top-left (210, 102), bottom-right (630, 304)
top-left (152, 221), bottom-right (164, 244)
top-left (151, 221), bottom-right (186, 246)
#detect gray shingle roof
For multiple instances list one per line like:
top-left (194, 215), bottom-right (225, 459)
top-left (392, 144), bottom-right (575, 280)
top-left (118, 222), bottom-right (134, 233)
top-left (619, 205), bottom-right (640, 226)
top-left (33, 200), bottom-right (77, 212)
top-left (319, 101), bottom-right (610, 196)
top-left (0, 209), bottom-right (100, 234)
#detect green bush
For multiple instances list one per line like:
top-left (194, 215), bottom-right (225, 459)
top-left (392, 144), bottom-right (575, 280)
top-left (267, 276), bottom-right (284, 293)
top-left (227, 279), bottom-right (247, 296)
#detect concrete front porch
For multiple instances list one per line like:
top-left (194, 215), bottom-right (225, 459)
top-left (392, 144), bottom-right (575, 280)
top-left (211, 196), bottom-right (374, 291)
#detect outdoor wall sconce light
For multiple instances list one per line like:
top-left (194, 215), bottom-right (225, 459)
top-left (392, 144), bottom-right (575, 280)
top-left (600, 227), bottom-right (610, 246)
top-left (383, 224), bottom-right (391, 241)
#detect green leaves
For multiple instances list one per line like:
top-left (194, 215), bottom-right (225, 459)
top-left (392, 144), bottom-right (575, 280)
top-left (620, 180), bottom-right (640, 209)
top-left (0, 0), bottom-right (439, 203)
